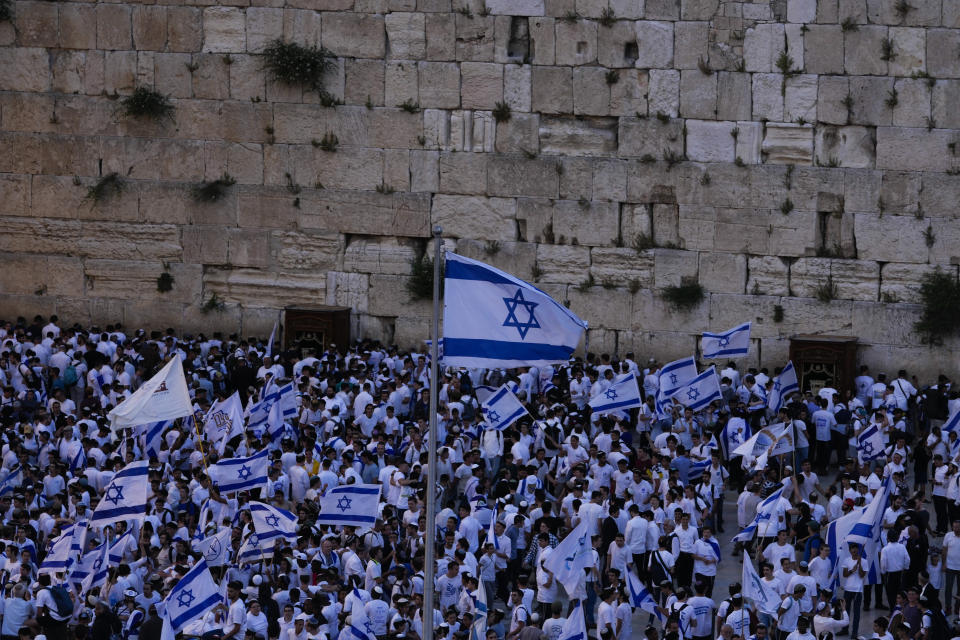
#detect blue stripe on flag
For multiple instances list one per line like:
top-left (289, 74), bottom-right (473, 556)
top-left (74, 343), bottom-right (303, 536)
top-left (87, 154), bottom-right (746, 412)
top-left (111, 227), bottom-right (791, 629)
top-left (445, 258), bottom-right (516, 285)
top-left (313, 513), bottom-right (378, 524)
top-left (443, 338), bottom-right (575, 362)
top-left (330, 486), bottom-right (381, 495)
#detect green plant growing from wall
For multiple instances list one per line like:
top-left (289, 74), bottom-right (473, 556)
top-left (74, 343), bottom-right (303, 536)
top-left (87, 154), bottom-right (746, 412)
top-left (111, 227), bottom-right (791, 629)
top-left (407, 253), bottom-right (441, 300)
top-left (200, 293), bottom-right (226, 314)
top-left (914, 268), bottom-right (960, 344)
top-left (492, 101), bottom-right (512, 123)
top-left (157, 271), bottom-right (174, 293)
top-left (598, 7), bottom-right (616, 26)
top-left (605, 70), bottom-right (620, 85)
top-left (0, 0), bottom-right (12, 21)
top-left (662, 279), bottom-right (705, 311)
top-left (262, 39), bottom-right (335, 97)
top-left (881, 37), bottom-right (897, 61)
top-left (85, 173), bottom-right (124, 203)
top-left (120, 87), bottom-right (175, 121)
top-left (192, 173), bottom-right (236, 203)
top-left (815, 276), bottom-right (838, 302)
top-left (841, 17), bottom-right (859, 31)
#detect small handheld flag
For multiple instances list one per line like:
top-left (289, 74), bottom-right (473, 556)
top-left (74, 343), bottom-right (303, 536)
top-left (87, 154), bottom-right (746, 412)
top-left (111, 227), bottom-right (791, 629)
top-left (316, 484), bottom-right (381, 529)
top-left (588, 373), bottom-right (643, 415)
top-left (701, 322), bottom-right (751, 359)
top-left (481, 385), bottom-right (529, 431)
top-left (90, 461), bottom-right (149, 528)
top-left (208, 448), bottom-right (269, 494)
top-left (666, 367), bottom-right (723, 412)
top-left (768, 361), bottom-right (799, 413)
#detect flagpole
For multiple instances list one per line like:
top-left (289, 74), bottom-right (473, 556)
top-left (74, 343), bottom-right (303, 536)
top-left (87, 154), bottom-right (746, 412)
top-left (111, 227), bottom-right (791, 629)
top-left (192, 415), bottom-right (210, 471)
top-left (423, 225), bottom-right (442, 640)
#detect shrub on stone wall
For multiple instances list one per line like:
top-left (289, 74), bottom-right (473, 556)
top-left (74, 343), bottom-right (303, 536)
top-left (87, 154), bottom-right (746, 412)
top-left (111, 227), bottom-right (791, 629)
top-left (914, 269), bottom-right (960, 344)
top-left (262, 39), bottom-right (334, 96)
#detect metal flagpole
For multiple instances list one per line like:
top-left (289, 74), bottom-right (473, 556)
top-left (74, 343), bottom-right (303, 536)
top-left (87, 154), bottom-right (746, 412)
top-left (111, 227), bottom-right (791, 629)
top-left (423, 225), bottom-right (442, 640)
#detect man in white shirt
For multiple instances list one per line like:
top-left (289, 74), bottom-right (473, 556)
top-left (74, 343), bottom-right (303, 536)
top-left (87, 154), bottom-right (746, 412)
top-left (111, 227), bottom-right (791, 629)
top-left (880, 534), bottom-right (910, 612)
top-left (624, 504), bottom-right (648, 577)
top-left (223, 581), bottom-right (248, 640)
top-left (841, 542), bottom-right (866, 637)
top-left (942, 519), bottom-right (960, 615)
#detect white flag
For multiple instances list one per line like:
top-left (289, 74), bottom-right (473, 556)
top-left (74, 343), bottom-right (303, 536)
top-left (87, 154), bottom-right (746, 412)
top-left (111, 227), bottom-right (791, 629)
top-left (558, 601), bottom-right (587, 640)
top-left (732, 423), bottom-right (794, 458)
top-left (194, 526), bottom-right (232, 567)
top-left (701, 322), bottom-right (751, 359)
top-left (742, 554), bottom-right (779, 614)
top-left (588, 373), bottom-right (643, 415)
top-left (316, 484), bottom-right (381, 529)
top-left (265, 321), bottom-right (277, 359)
top-left (204, 392), bottom-right (245, 453)
top-left (442, 252), bottom-right (588, 368)
top-left (542, 520), bottom-right (593, 596)
top-left (90, 460), bottom-right (149, 528)
top-left (108, 354), bottom-right (193, 430)
top-left (481, 385), bottom-right (529, 431)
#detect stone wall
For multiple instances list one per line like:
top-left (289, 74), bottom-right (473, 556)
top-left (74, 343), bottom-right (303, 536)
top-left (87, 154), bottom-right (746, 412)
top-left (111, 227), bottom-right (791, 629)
top-left (1, 0), bottom-right (959, 376)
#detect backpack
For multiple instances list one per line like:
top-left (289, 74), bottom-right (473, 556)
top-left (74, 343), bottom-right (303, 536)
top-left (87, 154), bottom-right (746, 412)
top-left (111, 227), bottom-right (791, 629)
top-left (48, 585), bottom-right (75, 618)
top-left (62, 366), bottom-right (78, 387)
top-left (926, 609), bottom-right (949, 640)
top-left (667, 603), bottom-right (689, 630)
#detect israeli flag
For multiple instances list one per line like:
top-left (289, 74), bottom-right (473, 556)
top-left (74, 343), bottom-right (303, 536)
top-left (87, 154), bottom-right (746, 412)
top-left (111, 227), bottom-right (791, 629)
top-left (542, 520), bottom-right (593, 595)
top-left (159, 559), bottom-right (222, 640)
top-left (481, 385), bottom-right (529, 431)
top-left (39, 520), bottom-right (86, 575)
top-left (847, 477), bottom-right (891, 547)
top-left (69, 539), bottom-right (106, 592)
top-left (70, 444), bottom-right (87, 474)
top-left (193, 526), bottom-right (232, 567)
top-left (316, 484), bottom-right (381, 528)
top-left (719, 417), bottom-right (751, 459)
top-left (141, 419), bottom-right (173, 460)
top-left (701, 322), bottom-right (751, 359)
top-left (733, 423), bottom-right (794, 459)
top-left (108, 530), bottom-right (134, 564)
top-left (588, 373), bottom-right (643, 414)
top-left (824, 500), bottom-right (882, 589)
top-left (558, 601), bottom-right (587, 640)
top-left (249, 501), bottom-right (298, 545)
top-left (768, 361), bottom-right (799, 413)
top-left (442, 252), bottom-right (588, 368)
top-left (857, 424), bottom-right (886, 462)
top-left (667, 367), bottom-right (722, 412)
top-left (742, 553), bottom-right (779, 614)
top-left (348, 609), bottom-right (377, 640)
top-left (80, 538), bottom-right (110, 596)
top-left (732, 483), bottom-right (785, 543)
top-left (91, 460), bottom-right (149, 528)
top-left (474, 385), bottom-right (497, 404)
top-left (0, 464), bottom-right (22, 497)
top-left (485, 508), bottom-right (499, 550)
top-left (943, 409), bottom-right (960, 433)
top-left (657, 356), bottom-right (699, 417)
top-left (689, 458), bottom-right (712, 479)
top-left (265, 321), bottom-right (277, 359)
top-left (209, 448), bottom-right (269, 494)
top-left (628, 570), bottom-right (665, 623)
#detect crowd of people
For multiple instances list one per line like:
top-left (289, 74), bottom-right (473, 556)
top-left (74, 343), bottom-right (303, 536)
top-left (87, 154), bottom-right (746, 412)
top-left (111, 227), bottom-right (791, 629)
top-left (0, 314), bottom-right (959, 640)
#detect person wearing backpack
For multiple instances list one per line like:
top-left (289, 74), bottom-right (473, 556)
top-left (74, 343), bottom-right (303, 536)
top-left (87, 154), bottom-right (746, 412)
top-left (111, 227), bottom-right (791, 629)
top-left (919, 593), bottom-right (949, 640)
top-left (35, 573), bottom-right (74, 640)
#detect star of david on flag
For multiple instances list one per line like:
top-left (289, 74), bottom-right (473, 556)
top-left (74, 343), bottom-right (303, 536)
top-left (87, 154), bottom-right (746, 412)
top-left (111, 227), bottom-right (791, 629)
top-left (589, 373), bottom-right (642, 415)
top-left (666, 366), bottom-right (723, 412)
top-left (442, 252), bottom-right (587, 368)
top-left (701, 322), bottom-right (752, 359)
top-left (480, 385), bottom-right (529, 431)
top-left (656, 356), bottom-right (699, 418)
top-left (857, 424), bottom-right (886, 463)
top-left (91, 460), bottom-right (149, 528)
top-left (316, 484), bottom-right (381, 529)
top-left (768, 361), bottom-right (799, 413)
top-left (209, 448), bottom-right (269, 494)
top-left (160, 559), bottom-right (222, 640)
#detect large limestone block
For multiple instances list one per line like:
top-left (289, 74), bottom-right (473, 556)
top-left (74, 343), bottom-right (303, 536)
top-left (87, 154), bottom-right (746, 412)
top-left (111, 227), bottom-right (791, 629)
top-left (487, 156), bottom-right (560, 198)
top-left (555, 19), bottom-right (598, 65)
top-left (85, 260), bottom-right (201, 304)
top-left (673, 21), bottom-right (709, 69)
top-left (849, 76), bottom-right (894, 126)
top-left (415, 62), bottom-right (459, 108)
top-left (455, 240), bottom-right (537, 280)
top-left (932, 80), bottom-right (960, 129)
top-left (817, 76), bottom-right (850, 125)
top-left (790, 258), bottom-right (879, 301)
top-left (679, 71), bottom-right (717, 119)
top-left (432, 195), bottom-right (518, 242)
top-left (559, 157), bottom-right (594, 201)
top-left (776, 296), bottom-right (855, 333)
top-left (789, 0), bottom-right (818, 22)
top-left (0, 218), bottom-right (180, 261)
top-left (0, 48), bottom-right (51, 92)
top-left (647, 69), bottom-right (679, 117)
top-left (551, 200), bottom-right (620, 246)
top-left (203, 267), bottom-right (327, 308)
top-left (322, 13), bottom-right (385, 59)
top-left (653, 248), bottom-right (698, 288)
top-left (296, 189), bottom-right (431, 237)
top-left (610, 0), bottom-right (646, 19)
top-left (752, 73), bottom-right (784, 122)
top-left (711, 209), bottom-right (774, 255)
top-left (617, 117), bottom-right (684, 158)
top-left (325, 271), bottom-right (369, 312)
top-left (804, 25), bottom-right (844, 75)
top-left (245, 8), bottom-right (282, 54)
top-left (708, 294), bottom-right (782, 338)
top-left (531, 66), bottom-right (573, 114)
top-left (888, 27), bottom-right (925, 76)
top-left (929, 219), bottom-right (960, 265)
top-left (736, 121), bottom-right (764, 164)
top-left (677, 205), bottom-right (716, 250)
top-left (920, 173), bottom-right (960, 217)
top-left (717, 72), bottom-right (752, 121)
top-left (876, 127), bottom-right (954, 171)
top-left (461, 62), bottom-right (503, 109)
top-left (892, 78), bottom-right (931, 128)
top-left (853, 213), bottom-right (928, 263)
top-left (438, 150), bottom-right (488, 193)
top-left (632, 288), bottom-right (710, 333)
top-left (529, 17), bottom-right (556, 65)
top-left (366, 274), bottom-right (432, 317)
top-left (202, 7), bottom-right (245, 53)
top-left (744, 23), bottom-right (784, 73)
top-left (927, 29), bottom-right (960, 78)
top-left (386, 12), bottom-right (426, 59)
top-left (621, 203), bottom-right (653, 244)
top-left (495, 112), bottom-right (540, 154)
top-left (425, 13), bottom-right (455, 60)
top-left (814, 126), bottom-right (876, 168)
top-left (698, 253), bottom-right (746, 294)
top-left (784, 74), bottom-right (818, 123)
top-left (573, 67), bottom-right (611, 116)
top-left (486, 0), bottom-right (546, 14)
top-left (609, 69), bottom-right (649, 116)
top-left (182, 226), bottom-right (228, 265)
top-left (844, 25), bottom-right (888, 76)
top-left (516, 198), bottom-right (555, 243)
top-left (385, 61), bottom-right (418, 107)
top-left (634, 21), bottom-right (674, 68)
top-left (878, 263), bottom-right (950, 304)
top-left (0, 175), bottom-right (30, 216)
top-left (598, 20), bottom-right (639, 68)
top-left (851, 301), bottom-right (925, 346)
top-left (762, 123), bottom-right (813, 164)
top-left (747, 256), bottom-right (790, 295)
top-left (686, 119), bottom-right (736, 163)
top-left (592, 158), bottom-right (628, 201)
top-left (880, 170), bottom-right (921, 215)
top-left (97, 4), bottom-right (132, 51)
top-left (504, 64), bottom-right (532, 111)
top-left (590, 247), bottom-right (655, 288)
top-left (567, 286), bottom-right (633, 329)
top-left (60, 4), bottom-right (98, 50)
top-left (652, 203), bottom-right (680, 247)
top-left (535, 244), bottom-right (591, 284)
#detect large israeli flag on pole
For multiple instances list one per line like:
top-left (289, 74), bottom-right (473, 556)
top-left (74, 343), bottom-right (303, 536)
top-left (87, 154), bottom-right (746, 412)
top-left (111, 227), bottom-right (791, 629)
top-left (91, 460), bottom-right (149, 528)
top-left (589, 373), bottom-right (643, 414)
top-left (732, 483), bottom-right (786, 543)
top-left (209, 448), bottom-right (269, 494)
top-left (480, 385), bottom-right (529, 431)
top-left (442, 252), bottom-right (588, 368)
top-left (39, 521), bottom-right (86, 575)
top-left (857, 424), bottom-right (886, 462)
top-left (701, 322), bottom-right (751, 359)
top-left (542, 520), bottom-right (593, 595)
top-left (768, 361), bottom-right (799, 413)
top-left (846, 477), bottom-right (891, 547)
top-left (316, 484), bottom-right (381, 528)
top-left (742, 553), bottom-right (779, 614)
top-left (627, 570), bottom-right (665, 623)
top-left (943, 409), bottom-right (960, 433)
top-left (159, 559), bottom-right (222, 640)
top-left (667, 367), bottom-right (723, 411)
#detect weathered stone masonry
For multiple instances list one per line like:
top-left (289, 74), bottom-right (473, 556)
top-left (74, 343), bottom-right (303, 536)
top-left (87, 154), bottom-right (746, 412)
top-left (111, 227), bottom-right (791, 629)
top-left (0, 0), bottom-right (959, 375)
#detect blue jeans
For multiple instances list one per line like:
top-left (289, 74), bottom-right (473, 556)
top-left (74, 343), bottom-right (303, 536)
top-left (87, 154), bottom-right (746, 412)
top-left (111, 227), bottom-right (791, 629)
top-left (585, 582), bottom-right (597, 628)
top-left (844, 589), bottom-right (863, 637)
